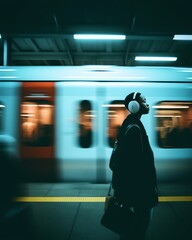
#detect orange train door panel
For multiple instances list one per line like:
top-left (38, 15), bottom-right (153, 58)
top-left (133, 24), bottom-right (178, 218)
top-left (20, 82), bottom-right (55, 159)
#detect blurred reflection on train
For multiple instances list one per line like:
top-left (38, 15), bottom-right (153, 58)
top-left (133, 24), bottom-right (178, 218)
top-left (21, 101), bottom-right (54, 146)
top-left (156, 102), bottom-right (192, 148)
top-left (0, 66), bottom-right (192, 183)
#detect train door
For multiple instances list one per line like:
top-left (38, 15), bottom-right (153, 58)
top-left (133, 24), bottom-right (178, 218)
top-left (20, 82), bottom-right (55, 181)
top-left (55, 82), bottom-right (98, 182)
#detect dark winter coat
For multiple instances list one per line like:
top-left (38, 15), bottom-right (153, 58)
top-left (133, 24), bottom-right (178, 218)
top-left (112, 114), bottom-right (158, 208)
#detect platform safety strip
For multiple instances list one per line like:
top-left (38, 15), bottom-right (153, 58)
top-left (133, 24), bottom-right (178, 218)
top-left (16, 196), bottom-right (192, 202)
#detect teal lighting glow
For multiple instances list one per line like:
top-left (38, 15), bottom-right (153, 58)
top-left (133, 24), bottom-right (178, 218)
top-left (135, 56), bottom-right (177, 62)
top-left (173, 35), bottom-right (192, 40)
top-left (73, 34), bottom-right (126, 40)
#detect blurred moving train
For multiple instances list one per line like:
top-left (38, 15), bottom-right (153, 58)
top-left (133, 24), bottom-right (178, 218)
top-left (0, 66), bottom-right (192, 183)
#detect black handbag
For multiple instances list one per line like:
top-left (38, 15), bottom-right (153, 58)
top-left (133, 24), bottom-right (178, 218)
top-left (101, 185), bottom-right (135, 234)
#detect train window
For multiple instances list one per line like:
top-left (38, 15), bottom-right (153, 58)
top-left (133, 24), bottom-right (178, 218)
top-left (20, 101), bottom-right (54, 146)
top-left (106, 100), bottom-right (128, 147)
top-left (155, 102), bottom-right (192, 148)
top-left (0, 102), bottom-right (5, 131)
top-left (78, 100), bottom-right (93, 148)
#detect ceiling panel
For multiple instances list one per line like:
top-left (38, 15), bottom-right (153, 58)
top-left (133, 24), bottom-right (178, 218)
top-left (0, 0), bottom-right (192, 67)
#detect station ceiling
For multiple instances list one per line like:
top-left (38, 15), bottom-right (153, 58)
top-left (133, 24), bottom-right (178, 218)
top-left (0, 0), bottom-right (192, 67)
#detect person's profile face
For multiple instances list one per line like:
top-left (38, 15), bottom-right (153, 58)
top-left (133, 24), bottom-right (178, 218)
top-left (139, 95), bottom-right (149, 114)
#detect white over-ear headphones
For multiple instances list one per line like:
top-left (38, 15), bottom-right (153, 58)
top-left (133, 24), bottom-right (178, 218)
top-left (128, 92), bottom-right (140, 114)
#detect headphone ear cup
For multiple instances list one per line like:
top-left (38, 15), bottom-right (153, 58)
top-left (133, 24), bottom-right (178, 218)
top-left (128, 100), bottom-right (140, 113)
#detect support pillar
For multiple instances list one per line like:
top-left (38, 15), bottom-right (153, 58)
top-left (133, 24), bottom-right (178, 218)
top-left (3, 38), bottom-right (8, 66)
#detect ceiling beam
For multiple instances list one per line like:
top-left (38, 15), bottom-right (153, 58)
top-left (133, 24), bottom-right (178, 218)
top-left (63, 40), bottom-right (74, 65)
top-left (11, 52), bottom-right (126, 62)
top-left (11, 51), bottom-right (181, 61)
top-left (4, 34), bottom-right (174, 41)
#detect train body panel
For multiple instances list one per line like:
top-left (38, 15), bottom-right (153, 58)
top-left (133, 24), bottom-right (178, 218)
top-left (0, 66), bottom-right (192, 183)
top-left (0, 81), bottom-right (21, 152)
top-left (1, 65), bottom-right (192, 82)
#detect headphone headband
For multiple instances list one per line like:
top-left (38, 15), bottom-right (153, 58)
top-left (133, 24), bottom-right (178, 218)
top-left (133, 92), bottom-right (138, 100)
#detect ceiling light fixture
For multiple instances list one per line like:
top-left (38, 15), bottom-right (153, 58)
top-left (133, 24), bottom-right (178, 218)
top-left (173, 35), bottom-right (192, 40)
top-left (135, 56), bottom-right (177, 62)
top-left (0, 34), bottom-right (1, 39)
top-left (73, 34), bottom-right (126, 40)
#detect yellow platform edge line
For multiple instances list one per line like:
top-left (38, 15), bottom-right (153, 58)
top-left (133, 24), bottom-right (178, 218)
top-left (15, 196), bottom-right (192, 203)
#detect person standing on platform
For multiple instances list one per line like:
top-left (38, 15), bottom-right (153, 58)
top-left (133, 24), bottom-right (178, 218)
top-left (111, 92), bottom-right (158, 240)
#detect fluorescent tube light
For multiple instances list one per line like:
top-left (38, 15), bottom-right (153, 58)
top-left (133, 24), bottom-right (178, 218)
top-left (73, 34), bottom-right (126, 40)
top-left (173, 35), bottom-right (192, 40)
top-left (135, 56), bottom-right (177, 61)
top-left (0, 34), bottom-right (1, 39)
